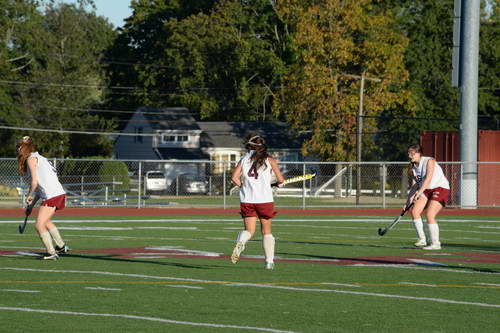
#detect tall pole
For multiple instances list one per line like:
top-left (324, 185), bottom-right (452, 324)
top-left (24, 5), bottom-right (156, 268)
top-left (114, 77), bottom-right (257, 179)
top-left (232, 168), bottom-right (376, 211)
top-left (459, 0), bottom-right (480, 208)
top-left (356, 71), bottom-right (365, 205)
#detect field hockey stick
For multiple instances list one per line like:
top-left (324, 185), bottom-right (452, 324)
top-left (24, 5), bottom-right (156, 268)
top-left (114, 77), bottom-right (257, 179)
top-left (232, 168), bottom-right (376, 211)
top-left (19, 196), bottom-right (39, 234)
top-left (377, 202), bottom-right (414, 236)
top-left (271, 173), bottom-right (316, 187)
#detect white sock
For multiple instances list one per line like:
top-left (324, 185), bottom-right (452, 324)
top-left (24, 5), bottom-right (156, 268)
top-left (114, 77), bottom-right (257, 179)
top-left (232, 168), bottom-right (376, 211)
top-left (39, 231), bottom-right (56, 255)
top-left (413, 218), bottom-right (426, 241)
top-left (428, 223), bottom-right (440, 245)
top-left (237, 230), bottom-right (252, 245)
top-left (263, 234), bottom-right (275, 263)
top-left (48, 226), bottom-right (65, 248)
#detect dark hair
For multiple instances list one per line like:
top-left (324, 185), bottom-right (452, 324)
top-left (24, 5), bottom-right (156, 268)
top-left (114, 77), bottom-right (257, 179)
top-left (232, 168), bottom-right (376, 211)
top-left (16, 136), bottom-right (36, 176)
top-left (407, 144), bottom-right (423, 178)
top-left (245, 134), bottom-right (269, 169)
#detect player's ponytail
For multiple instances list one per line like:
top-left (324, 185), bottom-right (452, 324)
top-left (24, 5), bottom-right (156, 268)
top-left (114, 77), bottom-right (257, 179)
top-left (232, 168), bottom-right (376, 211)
top-left (16, 136), bottom-right (35, 176)
top-left (245, 134), bottom-right (269, 169)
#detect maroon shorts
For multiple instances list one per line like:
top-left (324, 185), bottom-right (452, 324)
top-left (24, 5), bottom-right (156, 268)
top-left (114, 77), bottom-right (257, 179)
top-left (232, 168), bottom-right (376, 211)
top-left (423, 187), bottom-right (450, 207)
top-left (240, 202), bottom-right (277, 220)
top-left (41, 194), bottom-right (66, 211)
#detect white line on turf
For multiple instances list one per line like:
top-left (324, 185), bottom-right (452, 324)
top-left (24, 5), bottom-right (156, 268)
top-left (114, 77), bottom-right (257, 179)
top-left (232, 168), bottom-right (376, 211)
top-left (321, 282), bottom-right (360, 288)
top-left (475, 283), bottom-right (500, 287)
top-left (3, 268), bottom-right (500, 308)
top-left (352, 264), bottom-right (500, 275)
top-left (84, 287), bottom-right (121, 291)
top-left (0, 307), bottom-right (295, 332)
top-left (398, 282), bottom-right (437, 287)
top-left (1, 289), bottom-right (40, 293)
top-left (165, 285), bottom-right (204, 290)
top-left (224, 283), bottom-right (500, 309)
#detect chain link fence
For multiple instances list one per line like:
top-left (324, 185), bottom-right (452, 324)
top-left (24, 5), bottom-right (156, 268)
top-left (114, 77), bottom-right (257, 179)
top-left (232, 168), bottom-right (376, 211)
top-left (0, 158), bottom-right (499, 209)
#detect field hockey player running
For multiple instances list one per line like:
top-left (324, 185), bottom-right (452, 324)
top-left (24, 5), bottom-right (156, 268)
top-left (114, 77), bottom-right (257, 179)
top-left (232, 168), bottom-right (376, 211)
top-left (16, 136), bottom-right (70, 260)
top-left (230, 134), bottom-right (285, 269)
top-left (407, 144), bottom-right (450, 250)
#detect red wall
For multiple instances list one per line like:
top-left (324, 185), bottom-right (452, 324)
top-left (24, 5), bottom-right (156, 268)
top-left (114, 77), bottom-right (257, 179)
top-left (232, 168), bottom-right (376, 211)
top-left (419, 130), bottom-right (500, 206)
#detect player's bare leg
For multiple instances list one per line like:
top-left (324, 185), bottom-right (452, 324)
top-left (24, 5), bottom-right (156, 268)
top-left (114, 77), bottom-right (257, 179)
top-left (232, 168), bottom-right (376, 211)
top-left (231, 217), bottom-right (256, 264)
top-left (423, 200), bottom-right (443, 250)
top-left (260, 218), bottom-right (275, 269)
top-left (35, 206), bottom-right (59, 260)
top-left (410, 195), bottom-right (428, 247)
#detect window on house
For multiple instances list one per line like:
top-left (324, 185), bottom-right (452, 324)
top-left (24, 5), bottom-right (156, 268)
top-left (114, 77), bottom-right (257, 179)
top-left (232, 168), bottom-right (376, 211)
top-left (178, 135), bottom-right (189, 142)
top-left (162, 135), bottom-right (176, 143)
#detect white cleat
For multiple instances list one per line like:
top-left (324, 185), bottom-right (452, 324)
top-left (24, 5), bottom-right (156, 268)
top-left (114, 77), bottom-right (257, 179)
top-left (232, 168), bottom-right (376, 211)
top-left (41, 253), bottom-right (59, 260)
top-left (265, 262), bottom-right (274, 270)
top-left (414, 239), bottom-right (427, 247)
top-left (423, 243), bottom-right (441, 250)
top-left (230, 242), bottom-right (245, 264)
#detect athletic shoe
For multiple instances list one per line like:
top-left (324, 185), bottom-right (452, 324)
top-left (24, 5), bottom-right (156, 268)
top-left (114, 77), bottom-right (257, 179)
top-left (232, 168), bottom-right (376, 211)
top-left (265, 262), bottom-right (274, 270)
top-left (42, 254), bottom-right (59, 260)
top-left (423, 243), bottom-right (441, 250)
top-left (230, 242), bottom-right (245, 264)
top-left (414, 239), bottom-right (427, 247)
top-left (55, 244), bottom-right (70, 254)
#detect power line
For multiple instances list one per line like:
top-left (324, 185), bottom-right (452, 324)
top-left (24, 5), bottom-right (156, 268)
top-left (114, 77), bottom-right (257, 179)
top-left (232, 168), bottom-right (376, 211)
top-left (0, 125), bottom-right (157, 137)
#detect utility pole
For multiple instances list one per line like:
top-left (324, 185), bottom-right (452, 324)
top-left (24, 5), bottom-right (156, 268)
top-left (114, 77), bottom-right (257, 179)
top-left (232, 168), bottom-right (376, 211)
top-left (454, 0), bottom-right (480, 208)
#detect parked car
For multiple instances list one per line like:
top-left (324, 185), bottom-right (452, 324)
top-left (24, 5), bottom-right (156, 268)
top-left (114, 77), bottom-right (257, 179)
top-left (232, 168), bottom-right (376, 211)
top-left (170, 173), bottom-right (208, 195)
top-left (145, 171), bottom-right (167, 192)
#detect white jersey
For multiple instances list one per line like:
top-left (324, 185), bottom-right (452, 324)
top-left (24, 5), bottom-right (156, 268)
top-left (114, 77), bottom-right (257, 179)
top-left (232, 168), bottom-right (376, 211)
top-left (239, 152), bottom-right (274, 203)
top-left (26, 152), bottom-right (65, 200)
top-left (412, 156), bottom-right (450, 190)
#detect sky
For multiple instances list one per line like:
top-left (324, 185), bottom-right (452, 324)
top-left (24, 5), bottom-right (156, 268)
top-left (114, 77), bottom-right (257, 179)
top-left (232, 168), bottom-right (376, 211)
top-left (61, 0), bottom-right (133, 28)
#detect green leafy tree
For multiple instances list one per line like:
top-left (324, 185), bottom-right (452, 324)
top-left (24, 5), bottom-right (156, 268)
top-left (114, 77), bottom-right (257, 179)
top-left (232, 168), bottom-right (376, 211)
top-left (274, 0), bottom-right (413, 161)
top-left (0, 0), bottom-right (117, 157)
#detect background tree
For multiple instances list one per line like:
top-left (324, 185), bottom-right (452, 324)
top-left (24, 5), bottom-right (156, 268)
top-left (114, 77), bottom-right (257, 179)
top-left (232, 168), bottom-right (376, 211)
top-left (0, 0), bottom-right (116, 157)
top-left (274, 0), bottom-right (413, 161)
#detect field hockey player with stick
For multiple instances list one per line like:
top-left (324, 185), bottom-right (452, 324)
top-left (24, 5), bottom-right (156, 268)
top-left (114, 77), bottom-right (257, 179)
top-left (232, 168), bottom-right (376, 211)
top-left (16, 136), bottom-right (70, 260)
top-left (230, 134), bottom-right (285, 270)
top-left (407, 144), bottom-right (450, 250)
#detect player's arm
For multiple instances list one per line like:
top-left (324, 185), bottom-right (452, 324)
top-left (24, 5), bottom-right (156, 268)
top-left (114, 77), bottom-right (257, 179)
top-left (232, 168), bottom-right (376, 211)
top-left (231, 162), bottom-right (242, 187)
top-left (413, 159), bottom-right (435, 202)
top-left (268, 157), bottom-right (285, 186)
top-left (26, 156), bottom-right (38, 205)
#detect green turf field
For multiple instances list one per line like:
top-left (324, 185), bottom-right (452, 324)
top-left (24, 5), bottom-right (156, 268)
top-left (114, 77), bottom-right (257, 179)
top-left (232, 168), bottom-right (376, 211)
top-left (1, 213), bottom-right (500, 332)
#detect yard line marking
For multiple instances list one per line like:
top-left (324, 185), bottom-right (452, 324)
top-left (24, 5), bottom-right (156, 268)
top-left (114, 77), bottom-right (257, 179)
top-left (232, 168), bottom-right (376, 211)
top-left (224, 283), bottom-right (500, 309)
top-left (59, 227), bottom-right (134, 230)
top-left (84, 287), bottom-right (121, 291)
top-left (1, 289), bottom-right (40, 293)
top-left (321, 282), bottom-right (360, 288)
top-left (165, 285), bottom-right (204, 290)
top-left (3, 268), bottom-right (500, 309)
top-left (475, 283), bottom-right (500, 287)
top-left (352, 264), bottom-right (500, 275)
top-left (0, 307), bottom-right (295, 333)
top-left (398, 282), bottom-right (437, 287)
top-left (136, 227), bottom-right (198, 230)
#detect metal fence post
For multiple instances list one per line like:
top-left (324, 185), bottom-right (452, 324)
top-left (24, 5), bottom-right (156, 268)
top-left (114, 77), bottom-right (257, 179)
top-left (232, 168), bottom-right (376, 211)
top-left (223, 165), bottom-right (227, 209)
top-left (302, 163), bottom-right (306, 209)
top-left (138, 161), bottom-right (142, 208)
top-left (381, 163), bottom-right (387, 208)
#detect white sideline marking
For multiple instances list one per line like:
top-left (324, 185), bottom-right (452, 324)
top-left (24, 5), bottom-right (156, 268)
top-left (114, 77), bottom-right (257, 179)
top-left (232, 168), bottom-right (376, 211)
top-left (85, 287), bottom-right (121, 291)
top-left (352, 264), bottom-right (500, 275)
top-left (407, 259), bottom-right (446, 266)
top-left (145, 246), bottom-right (221, 257)
top-left (1, 289), bottom-right (40, 293)
top-left (321, 282), bottom-right (360, 288)
top-left (399, 282), bottom-right (437, 287)
top-left (3, 267), bottom-right (500, 309)
top-left (0, 307), bottom-right (294, 333)
top-left (137, 227), bottom-right (197, 230)
top-left (165, 285), bottom-right (204, 290)
top-left (475, 283), bottom-right (500, 287)
top-left (225, 283), bottom-right (500, 309)
top-left (59, 227), bottom-right (133, 230)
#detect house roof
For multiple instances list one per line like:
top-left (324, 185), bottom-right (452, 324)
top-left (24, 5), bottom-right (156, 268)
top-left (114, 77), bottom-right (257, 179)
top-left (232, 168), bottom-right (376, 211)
top-left (140, 107), bottom-right (201, 131)
top-left (155, 148), bottom-right (210, 160)
top-left (198, 122), bottom-right (303, 150)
